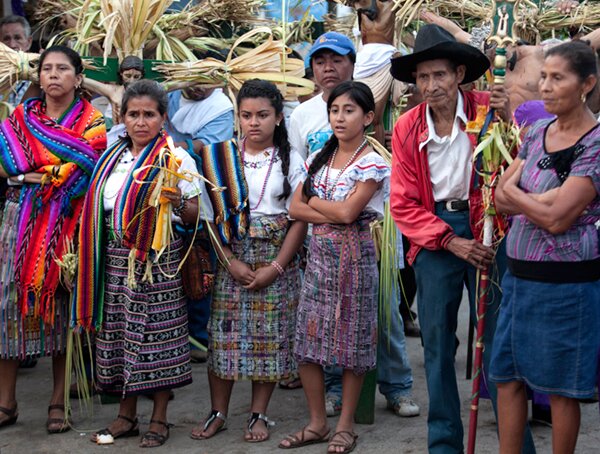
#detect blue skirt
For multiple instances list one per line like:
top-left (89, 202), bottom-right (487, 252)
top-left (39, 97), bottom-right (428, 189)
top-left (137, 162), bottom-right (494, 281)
top-left (490, 271), bottom-right (600, 399)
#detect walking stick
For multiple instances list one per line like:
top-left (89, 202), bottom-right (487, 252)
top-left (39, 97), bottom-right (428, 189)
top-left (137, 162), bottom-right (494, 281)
top-left (466, 2), bottom-right (530, 452)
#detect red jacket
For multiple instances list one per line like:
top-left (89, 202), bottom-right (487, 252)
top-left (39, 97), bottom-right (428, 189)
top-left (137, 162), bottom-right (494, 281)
top-left (390, 90), bottom-right (490, 265)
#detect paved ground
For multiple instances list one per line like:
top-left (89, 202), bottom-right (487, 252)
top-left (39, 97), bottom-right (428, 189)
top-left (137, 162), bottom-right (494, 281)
top-left (1, 297), bottom-right (598, 453)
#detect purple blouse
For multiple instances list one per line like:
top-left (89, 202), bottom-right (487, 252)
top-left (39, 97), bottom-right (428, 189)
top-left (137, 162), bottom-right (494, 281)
top-left (506, 119), bottom-right (600, 262)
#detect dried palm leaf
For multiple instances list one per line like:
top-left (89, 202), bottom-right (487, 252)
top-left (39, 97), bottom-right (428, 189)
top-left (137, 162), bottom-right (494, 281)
top-left (0, 42), bottom-right (40, 95)
top-left (155, 27), bottom-right (314, 102)
top-left (537, 2), bottom-right (600, 32)
top-left (324, 11), bottom-right (356, 38)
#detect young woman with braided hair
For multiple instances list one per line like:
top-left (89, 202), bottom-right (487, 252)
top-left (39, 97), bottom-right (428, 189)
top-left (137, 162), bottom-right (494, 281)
top-left (281, 81), bottom-right (390, 454)
top-left (191, 79), bottom-right (306, 443)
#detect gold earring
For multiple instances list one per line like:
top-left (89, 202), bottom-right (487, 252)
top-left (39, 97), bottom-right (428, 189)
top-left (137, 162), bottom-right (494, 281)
top-left (581, 92), bottom-right (587, 103)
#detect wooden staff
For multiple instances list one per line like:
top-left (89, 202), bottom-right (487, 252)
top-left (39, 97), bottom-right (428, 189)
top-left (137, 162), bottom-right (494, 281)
top-left (466, 1), bottom-right (529, 452)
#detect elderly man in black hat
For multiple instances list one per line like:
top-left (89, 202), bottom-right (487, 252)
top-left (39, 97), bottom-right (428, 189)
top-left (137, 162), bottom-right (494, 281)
top-left (389, 25), bottom-right (536, 454)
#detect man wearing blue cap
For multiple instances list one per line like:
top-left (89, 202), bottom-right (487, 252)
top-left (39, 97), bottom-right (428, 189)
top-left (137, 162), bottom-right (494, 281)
top-left (288, 31), bottom-right (356, 160)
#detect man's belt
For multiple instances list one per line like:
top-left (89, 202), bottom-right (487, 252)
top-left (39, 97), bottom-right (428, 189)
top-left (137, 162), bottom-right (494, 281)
top-left (439, 200), bottom-right (469, 212)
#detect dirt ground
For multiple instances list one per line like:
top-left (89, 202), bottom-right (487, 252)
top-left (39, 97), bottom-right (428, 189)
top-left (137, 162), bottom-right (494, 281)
top-left (1, 296), bottom-right (598, 454)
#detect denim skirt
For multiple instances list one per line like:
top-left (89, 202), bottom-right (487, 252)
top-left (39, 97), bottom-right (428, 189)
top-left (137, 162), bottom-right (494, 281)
top-left (490, 271), bottom-right (600, 399)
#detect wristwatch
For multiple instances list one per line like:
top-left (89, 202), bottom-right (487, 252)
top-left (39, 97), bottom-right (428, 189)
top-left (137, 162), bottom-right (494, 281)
top-left (16, 174), bottom-right (25, 183)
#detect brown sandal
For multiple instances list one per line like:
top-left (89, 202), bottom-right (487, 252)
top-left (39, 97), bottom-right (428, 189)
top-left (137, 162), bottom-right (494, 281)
top-left (0, 405), bottom-right (18, 429)
top-left (46, 404), bottom-right (70, 434)
top-left (327, 431), bottom-right (358, 454)
top-left (140, 419), bottom-right (171, 448)
top-left (278, 425), bottom-right (330, 449)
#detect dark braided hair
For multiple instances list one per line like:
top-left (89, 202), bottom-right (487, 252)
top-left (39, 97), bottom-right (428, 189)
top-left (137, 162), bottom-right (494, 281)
top-left (237, 79), bottom-right (291, 201)
top-left (302, 81), bottom-right (375, 199)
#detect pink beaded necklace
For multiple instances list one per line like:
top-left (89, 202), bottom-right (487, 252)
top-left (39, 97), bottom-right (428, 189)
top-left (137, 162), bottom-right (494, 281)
top-left (321, 138), bottom-right (369, 200)
top-left (242, 138), bottom-right (278, 210)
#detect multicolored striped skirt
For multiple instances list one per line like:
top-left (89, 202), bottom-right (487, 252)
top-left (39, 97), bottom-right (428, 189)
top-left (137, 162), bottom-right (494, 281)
top-left (0, 192), bottom-right (69, 359)
top-left (294, 218), bottom-right (378, 374)
top-left (207, 214), bottom-right (301, 381)
top-left (96, 236), bottom-right (192, 396)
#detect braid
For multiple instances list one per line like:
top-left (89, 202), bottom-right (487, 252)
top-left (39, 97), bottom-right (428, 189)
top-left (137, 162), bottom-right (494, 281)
top-left (274, 123), bottom-right (291, 201)
top-left (302, 135), bottom-right (338, 199)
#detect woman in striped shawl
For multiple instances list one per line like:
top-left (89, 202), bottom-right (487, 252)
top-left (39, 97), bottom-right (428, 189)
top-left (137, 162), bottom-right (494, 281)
top-left (0, 46), bottom-right (106, 433)
top-left (77, 80), bottom-right (213, 448)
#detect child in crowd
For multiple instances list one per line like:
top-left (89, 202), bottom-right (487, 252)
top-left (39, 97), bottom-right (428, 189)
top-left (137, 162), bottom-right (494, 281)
top-left (281, 81), bottom-right (390, 454)
top-left (191, 79), bottom-right (306, 443)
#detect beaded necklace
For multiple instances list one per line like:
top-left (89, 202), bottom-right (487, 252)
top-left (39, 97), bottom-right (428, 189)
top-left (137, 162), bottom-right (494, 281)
top-left (321, 138), bottom-right (368, 200)
top-left (242, 138), bottom-right (278, 210)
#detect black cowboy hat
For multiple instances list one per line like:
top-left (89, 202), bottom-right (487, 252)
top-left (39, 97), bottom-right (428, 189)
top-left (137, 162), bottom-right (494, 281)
top-left (390, 24), bottom-right (489, 84)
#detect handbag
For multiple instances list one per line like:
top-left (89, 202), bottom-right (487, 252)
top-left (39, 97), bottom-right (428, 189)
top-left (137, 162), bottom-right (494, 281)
top-left (181, 238), bottom-right (214, 300)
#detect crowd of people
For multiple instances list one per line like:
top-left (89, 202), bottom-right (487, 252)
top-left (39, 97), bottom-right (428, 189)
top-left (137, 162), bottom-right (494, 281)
top-left (0, 4), bottom-right (598, 454)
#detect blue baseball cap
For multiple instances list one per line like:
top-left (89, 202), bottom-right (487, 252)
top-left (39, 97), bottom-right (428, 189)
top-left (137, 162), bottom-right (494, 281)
top-left (307, 32), bottom-right (356, 66)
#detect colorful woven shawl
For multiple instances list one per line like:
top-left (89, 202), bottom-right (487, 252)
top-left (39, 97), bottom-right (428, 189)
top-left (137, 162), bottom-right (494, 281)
top-left (200, 140), bottom-right (249, 244)
top-left (73, 134), bottom-right (173, 331)
top-left (0, 97), bottom-right (105, 324)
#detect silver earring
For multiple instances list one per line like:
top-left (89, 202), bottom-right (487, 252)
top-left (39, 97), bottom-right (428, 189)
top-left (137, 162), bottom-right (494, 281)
top-left (581, 92), bottom-right (587, 103)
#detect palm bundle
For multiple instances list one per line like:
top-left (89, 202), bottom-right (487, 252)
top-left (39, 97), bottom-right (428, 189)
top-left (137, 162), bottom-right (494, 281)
top-left (154, 27), bottom-right (314, 102)
top-left (537, 2), bottom-right (600, 33)
top-left (90, 0), bottom-right (172, 62)
top-left (194, 0), bottom-right (266, 26)
top-left (423, 0), bottom-right (490, 25)
top-left (272, 8), bottom-right (316, 45)
top-left (0, 42), bottom-right (39, 96)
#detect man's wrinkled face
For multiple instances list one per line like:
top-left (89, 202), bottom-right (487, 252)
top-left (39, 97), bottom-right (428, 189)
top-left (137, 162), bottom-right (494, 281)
top-left (414, 59), bottom-right (465, 111)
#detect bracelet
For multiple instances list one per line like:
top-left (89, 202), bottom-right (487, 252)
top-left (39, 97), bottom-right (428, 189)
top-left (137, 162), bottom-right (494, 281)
top-left (270, 260), bottom-right (284, 275)
top-left (172, 195), bottom-right (187, 217)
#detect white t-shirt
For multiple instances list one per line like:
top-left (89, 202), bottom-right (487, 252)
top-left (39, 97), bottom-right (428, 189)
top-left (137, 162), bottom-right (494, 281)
top-left (103, 146), bottom-right (214, 222)
top-left (419, 93), bottom-right (472, 202)
top-left (288, 93), bottom-right (331, 160)
top-left (244, 147), bottom-right (304, 218)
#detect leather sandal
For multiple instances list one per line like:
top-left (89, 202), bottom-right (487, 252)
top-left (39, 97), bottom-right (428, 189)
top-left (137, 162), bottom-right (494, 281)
top-left (245, 412), bottom-right (274, 443)
top-left (90, 414), bottom-right (140, 442)
top-left (278, 425), bottom-right (330, 449)
top-left (190, 409), bottom-right (227, 440)
top-left (0, 405), bottom-right (18, 429)
top-left (140, 419), bottom-right (171, 448)
top-left (327, 430), bottom-right (358, 454)
top-left (46, 404), bottom-right (70, 434)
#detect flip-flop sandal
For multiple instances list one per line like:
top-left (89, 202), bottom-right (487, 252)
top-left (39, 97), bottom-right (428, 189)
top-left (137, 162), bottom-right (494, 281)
top-left (46, 404), bottom-right (71, 434)
top-left (0, 405), bottom-right (18, 428)
top-left (278, 425), bottom-right (330, 449)
top-left (327, 430), bottom-right (358, 454)
top-left (90, 414), bottom-right (140, 442)
top-left (278, 377), bottom-right (303, 390)
top-left (140, 420), bottom-right (171, 448)
top-left (190, 409), bottom-right (227, 440)
top-left (245, 412), bottom-right (274, 443)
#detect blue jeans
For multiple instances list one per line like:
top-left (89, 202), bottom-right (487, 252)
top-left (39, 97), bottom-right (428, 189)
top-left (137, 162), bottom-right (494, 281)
top-left (324, 285), bottom-right (413, 401)
top-left (413, 205), bottom-right (535, 454)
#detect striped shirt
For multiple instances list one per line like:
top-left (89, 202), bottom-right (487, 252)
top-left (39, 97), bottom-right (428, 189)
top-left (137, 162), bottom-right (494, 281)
top-left (506, 119), bottom-right (600, 262)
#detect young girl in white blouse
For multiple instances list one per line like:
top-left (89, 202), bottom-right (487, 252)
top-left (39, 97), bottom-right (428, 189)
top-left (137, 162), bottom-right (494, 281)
top-left (191, 79), bottom-right (307, 443)
top-left (282, 81), bottom-right (390, 454)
